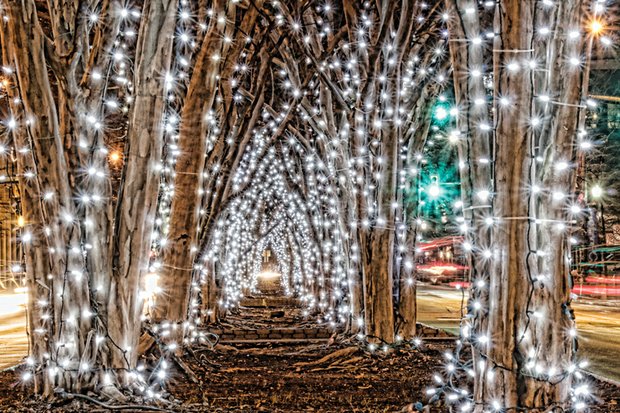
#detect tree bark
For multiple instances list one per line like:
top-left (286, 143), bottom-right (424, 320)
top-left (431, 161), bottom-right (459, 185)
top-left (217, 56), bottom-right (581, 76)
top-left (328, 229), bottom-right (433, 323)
top-left (1, 0), bottom-right (179, 396)
top-left (448, 0), bottom-right (585, 410)
top-left (201, 262), bottom-right (219, 324)
top-left (152, 1), bottom-right (227, 328)
top-left (111, 0), bottom-right (179, 367)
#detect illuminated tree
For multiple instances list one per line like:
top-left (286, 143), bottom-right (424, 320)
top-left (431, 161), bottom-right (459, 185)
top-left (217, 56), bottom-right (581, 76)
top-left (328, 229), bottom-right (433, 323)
top-left (2, 0), bottom-right (609, 410)
top-left (153, 0), bottom-right (267, 337)
top-left (266, 0), bottom-right (449, 342)
top-left (0, 0), bottom-right (178, 397)
top-left (432, 0), bottom-right (610, 410)
top-left (152, 0), bottom-right (449, 344)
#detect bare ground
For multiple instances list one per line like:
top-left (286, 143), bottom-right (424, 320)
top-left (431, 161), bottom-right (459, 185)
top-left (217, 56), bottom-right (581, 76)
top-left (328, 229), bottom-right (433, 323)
top-left (1, 339), bottom-right (619, 412)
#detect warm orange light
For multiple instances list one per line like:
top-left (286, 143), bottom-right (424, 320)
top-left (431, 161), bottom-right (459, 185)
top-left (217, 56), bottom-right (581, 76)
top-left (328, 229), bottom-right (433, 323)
top-left (257, 270), bottom-right (280, 279)
top-left (418, 264), bottom-right (461, 276)
top-left (17, 216), bottom-right (25, 227)
top-left (109, 151), bottom-right (122, 163)
top-left (589, 19), bottom-right (604, 35)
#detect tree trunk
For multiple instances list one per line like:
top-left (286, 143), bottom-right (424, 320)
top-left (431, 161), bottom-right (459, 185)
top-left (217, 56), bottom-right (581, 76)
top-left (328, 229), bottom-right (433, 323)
top-left (2, 0), bottom-right (97, 395)
top-left (448, 0), bottom-right (585, 410)
top-left (359, 118), bottom-right (399, 343)
top-left (111, 0), bottom-right (178, 366)
top-left (446, 0), bottom-right (493, 405)
top-left (1, 0), bottom-right (178, 396)
top-left (360, 227), bottom-right (395, 343)
top-left (152, 2), bottom-right (226, 329)
top-left (201, 263), bottom-right (219, 324)
top-left (396, 75), bottom-right (440, 341)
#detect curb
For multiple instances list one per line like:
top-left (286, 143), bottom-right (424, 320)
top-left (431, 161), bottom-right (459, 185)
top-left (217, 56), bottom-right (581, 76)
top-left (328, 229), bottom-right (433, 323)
top-left (584, 369), bottom-right (620, 388)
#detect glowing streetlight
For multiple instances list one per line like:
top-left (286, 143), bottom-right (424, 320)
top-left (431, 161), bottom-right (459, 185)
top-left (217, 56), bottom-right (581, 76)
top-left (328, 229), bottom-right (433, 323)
top-left (589, 19), bottom-right (604, 35)
top-left (109, 150), bottom-right (122, 163)
top-left (591, 184), bottom-right (603, 199)
top-left (428, 183), bottom-right (441, 198)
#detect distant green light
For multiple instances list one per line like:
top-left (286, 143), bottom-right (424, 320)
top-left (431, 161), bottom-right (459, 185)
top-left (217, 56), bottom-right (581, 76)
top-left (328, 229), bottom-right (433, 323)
top-left (428, 183), bottom-right (441, 198)
top-left (431, 101), bottom-right (452, 127)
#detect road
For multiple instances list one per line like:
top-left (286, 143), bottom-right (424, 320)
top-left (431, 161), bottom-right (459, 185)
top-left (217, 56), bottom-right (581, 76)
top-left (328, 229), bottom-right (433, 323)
top-left (0, 291), bottom-right (28, 371)
top-left (418, 285), bottom-right (620, 382)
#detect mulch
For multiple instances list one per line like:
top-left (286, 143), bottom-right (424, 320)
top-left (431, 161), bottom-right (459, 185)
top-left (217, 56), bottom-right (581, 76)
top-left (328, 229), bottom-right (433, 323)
top-left (0, 340), bottom-right (619, 412)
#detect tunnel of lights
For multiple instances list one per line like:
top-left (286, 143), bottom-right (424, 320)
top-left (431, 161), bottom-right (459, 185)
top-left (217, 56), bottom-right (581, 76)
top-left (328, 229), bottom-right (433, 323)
top-left (0, 0), bottom-right (613, 410)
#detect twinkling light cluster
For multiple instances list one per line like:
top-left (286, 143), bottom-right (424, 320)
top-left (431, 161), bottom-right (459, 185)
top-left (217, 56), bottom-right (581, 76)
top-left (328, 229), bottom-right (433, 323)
top-left (1, 0), bottom-right (614, 410)
top-left (422, 0), bottom-right (616, 411)
top-left (145, 0), bottom-right (451, 343)
top-left (0, 0), bottom-right (161, 394)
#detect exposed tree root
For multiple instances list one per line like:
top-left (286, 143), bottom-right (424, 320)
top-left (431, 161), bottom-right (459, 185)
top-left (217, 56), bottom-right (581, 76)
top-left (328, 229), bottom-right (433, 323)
top-left (99, 384), bottom-right (129, 403)
top-left (293, 346), bottom-right (359, 368)
top-left (56, 391), bottom-right (174, 412)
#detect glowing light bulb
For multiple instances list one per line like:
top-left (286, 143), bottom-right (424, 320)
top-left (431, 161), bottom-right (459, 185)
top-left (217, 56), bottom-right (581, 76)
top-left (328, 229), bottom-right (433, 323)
top-left (589, 19), bottom-right (604, 35)
top-left (109, 150), bottom-right (122, 163)
top-left (476, 190), bottom-right (490, 201)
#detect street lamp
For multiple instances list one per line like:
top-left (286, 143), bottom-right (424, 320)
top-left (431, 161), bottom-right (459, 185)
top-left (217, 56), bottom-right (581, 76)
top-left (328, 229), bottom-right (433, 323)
top-left (589, 183), bottom-right (607, 246)
top-left (428, 183), bottom-right (441, 198)
top-left (589, 19), bottom-right (604, 36)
